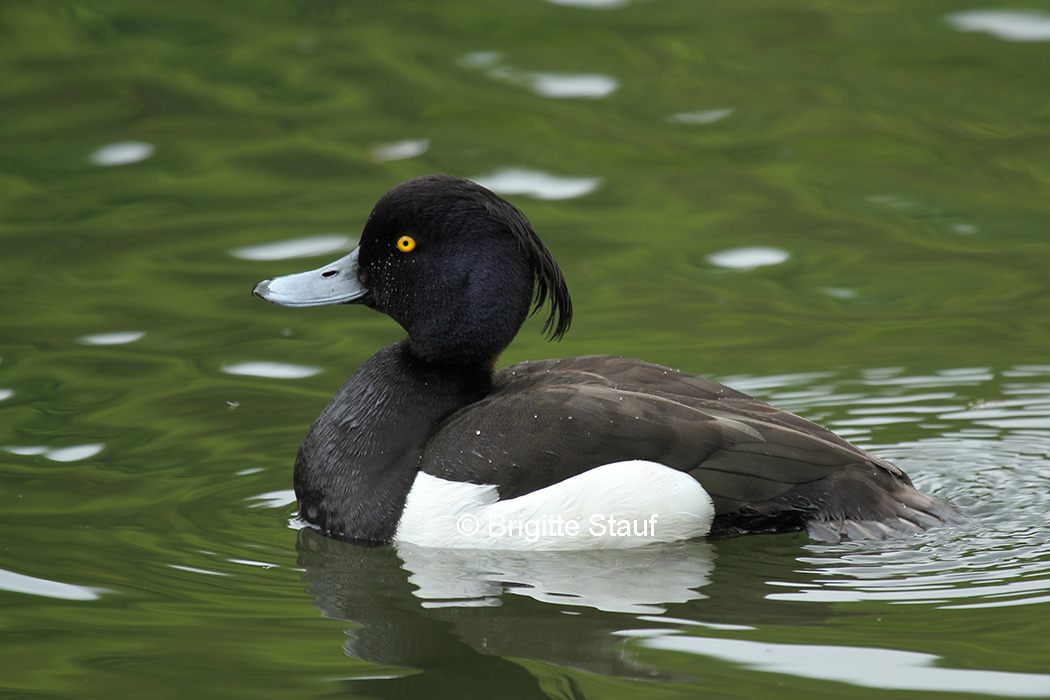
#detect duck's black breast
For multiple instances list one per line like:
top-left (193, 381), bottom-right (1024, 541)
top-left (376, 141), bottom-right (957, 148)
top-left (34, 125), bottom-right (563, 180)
top-left (420, 355), bottom-right (960, 540)
top-left (293, 341), bottom-right (492, 543)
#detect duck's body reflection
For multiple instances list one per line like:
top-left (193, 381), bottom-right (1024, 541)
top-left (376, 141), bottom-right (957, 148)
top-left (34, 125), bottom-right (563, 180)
top-left (296, 529), bottom-right (716, 697)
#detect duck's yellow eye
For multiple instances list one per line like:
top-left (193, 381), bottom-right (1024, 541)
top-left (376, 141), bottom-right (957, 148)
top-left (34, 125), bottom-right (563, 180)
top-left (396, 235), bottom-right (416, 253)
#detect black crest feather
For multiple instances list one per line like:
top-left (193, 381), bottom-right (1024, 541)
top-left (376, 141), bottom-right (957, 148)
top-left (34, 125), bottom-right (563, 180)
top-left (433, 175), bottom-right (573, 341)
top-left (491, 195), bottom-right (573, 341)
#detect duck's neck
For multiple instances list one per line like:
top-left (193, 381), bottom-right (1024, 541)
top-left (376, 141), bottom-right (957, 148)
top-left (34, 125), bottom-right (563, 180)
top-left (294, 340), bottom-right (493, 544)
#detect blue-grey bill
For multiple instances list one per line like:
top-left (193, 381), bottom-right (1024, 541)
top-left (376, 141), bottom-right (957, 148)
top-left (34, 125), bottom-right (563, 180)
top-left (253, 248), bottom-right (367, 307)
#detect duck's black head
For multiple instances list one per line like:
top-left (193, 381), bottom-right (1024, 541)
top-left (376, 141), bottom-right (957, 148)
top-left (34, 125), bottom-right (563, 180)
top-left (253, 175), bottom-right (572, 365)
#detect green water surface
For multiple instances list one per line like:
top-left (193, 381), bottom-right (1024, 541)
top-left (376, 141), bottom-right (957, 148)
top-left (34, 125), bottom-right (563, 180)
top-left (3, 1), bottom-right (1050, 698)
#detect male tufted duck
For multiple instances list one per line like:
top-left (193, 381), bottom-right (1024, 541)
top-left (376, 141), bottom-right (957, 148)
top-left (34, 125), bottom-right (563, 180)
top-left (253, 175), bottom-right (961, 549)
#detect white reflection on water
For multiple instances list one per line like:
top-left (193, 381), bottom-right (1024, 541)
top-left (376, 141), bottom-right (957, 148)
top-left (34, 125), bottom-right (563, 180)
top-left (458, 50), bottom-right (503, 69)
top-left (398, 541), bottom-right (713, 615)
top-left (706, 246), bottom-right (790, 270)
top-left (78, 331), bottom-right (145, 346)
top-left (946, 10), bottom-right (1050, 42)
top-left (668, 108), bottom-right (734, 125)
top-left (819, 286), bottom-right (857, 299)
top-left (0, 567), bottom-right (107, 601)
top-left (222, 362), bottom-right (321, 379)
top-left (230, 235), bottom-right (354, 261)
top-left (862, 366), bottom-right (996, 386)
top-left (370, 138), bottom-right (430, 162)
top-left (473, 168), bottom-right (600, 200)
top-left (639, 633), bottom-right (1050, 696)
top-left (459, 51), bottom-right (618, 99)
top-left (3, 443), bottom-right (104, 462)
top-left (249, 489), bottom-right (296, 509)
top-left (940, 404), bottom-right (1050, 430)
top-left (543, 0), bottom-right (629, 8)
top-left (526, 72), bottom-right (619, 98)
top-left (88, 141), bottom-right (155, 166)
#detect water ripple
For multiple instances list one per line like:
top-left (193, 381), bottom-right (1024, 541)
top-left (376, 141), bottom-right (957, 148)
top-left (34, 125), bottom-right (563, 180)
top-left (713, 364), bottom-right (1050, 613)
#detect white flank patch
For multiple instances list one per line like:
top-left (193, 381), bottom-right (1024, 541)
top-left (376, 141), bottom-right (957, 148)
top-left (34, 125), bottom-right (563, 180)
top-left (396, 460), bottom-right (713, 550)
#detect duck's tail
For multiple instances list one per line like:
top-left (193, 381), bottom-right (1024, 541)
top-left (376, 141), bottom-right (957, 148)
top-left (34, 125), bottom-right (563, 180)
top-left (710, 461), bottom-right (964, 543)
top-left (805, 483), bottom-right (964, 543)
